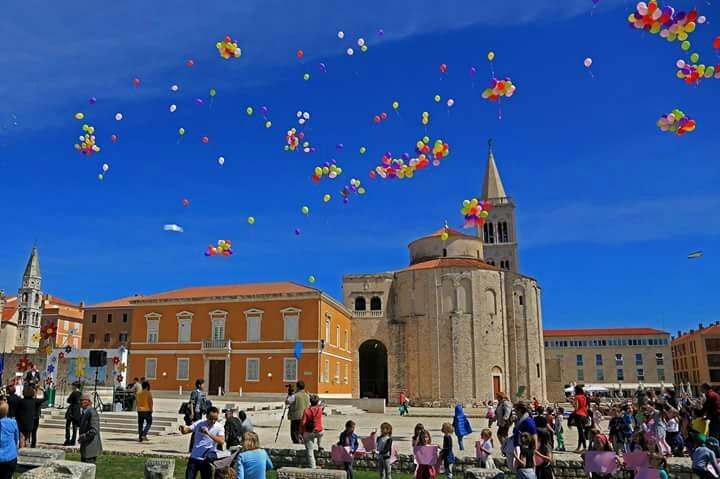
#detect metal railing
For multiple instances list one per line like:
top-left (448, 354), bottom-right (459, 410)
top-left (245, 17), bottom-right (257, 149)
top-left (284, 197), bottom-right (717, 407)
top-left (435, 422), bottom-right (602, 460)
top-left (201, 338), bottom-right (232, 351)
top-left (353, 310), bottom-right (384, 318)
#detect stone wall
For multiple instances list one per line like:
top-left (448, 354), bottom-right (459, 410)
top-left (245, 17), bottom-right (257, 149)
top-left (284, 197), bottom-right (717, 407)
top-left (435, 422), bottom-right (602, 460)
top-left (266, 449), bottom-right (694, 479)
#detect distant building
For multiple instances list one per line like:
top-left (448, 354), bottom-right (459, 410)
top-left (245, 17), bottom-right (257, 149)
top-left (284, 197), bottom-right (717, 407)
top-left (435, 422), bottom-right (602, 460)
top-left (125, 282), bottom-right (353, 396)
top-left (544, 327), bottom-right (673, 402)
top-left (672, 322), bottom-right (720, 395)
top-left (83, 295), bottom-right (140, 350)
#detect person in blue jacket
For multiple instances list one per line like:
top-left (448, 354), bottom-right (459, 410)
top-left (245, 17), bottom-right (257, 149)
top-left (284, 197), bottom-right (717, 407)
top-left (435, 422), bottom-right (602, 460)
top-left (338, 420), bottom-right (359, 479)
top-left (452, 403), bottom-right (472, 451)
top-left (236, 431), bottom-right (273, 479)
top-left (0, 401), bottom-right (19, 479)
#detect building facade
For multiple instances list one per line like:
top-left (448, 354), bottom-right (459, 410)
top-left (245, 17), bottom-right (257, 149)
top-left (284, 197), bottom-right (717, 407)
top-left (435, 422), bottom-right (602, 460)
top-left (672, 322), bottom-right (720, 395)
top-left (343, 143), bottom-right (547, 404)
top-left (544, 327), bottom-right (673, 401)
top-left (40, 295), bottom-right (84, 351)
top-left (126, 282), bottom-right (353, 397)
top-left (83, 296), bottom-right (139, 350)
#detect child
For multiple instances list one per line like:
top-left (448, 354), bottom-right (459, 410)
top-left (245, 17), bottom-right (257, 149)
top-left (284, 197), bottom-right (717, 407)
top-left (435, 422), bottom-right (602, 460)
top-left (452, 403), bottom-right (472, 451)
top-left (376, 422), bottom-right (393, 479)
top-left (608, 409), bottom-right (625, 454)
top-left (412, 423), bottom-right (426, 447)
top-left (554, 407), bottom-right (566, 452)
top-left (399, 393), bottom-right (409, 417)
top-left (486, 404), bottom-right (496, 428)
top-left (622, 406), bottom-right (635, 452)
top-left (440, 423), bottom-right (456, 479)
top-left (477, 429), bottom-right (494, 469)
top-left (513, 432), bottom-right (536, 479)
top-left (535, 428), bottom-right (554, 479)
top-left (415, 430), bottom-right (436, 479)
top-left (651, 406), bottom-right (671, 456)
top-left (665, 410), bottom-right (682, 457)
top-left (338, 420), bottom-right (359, 479)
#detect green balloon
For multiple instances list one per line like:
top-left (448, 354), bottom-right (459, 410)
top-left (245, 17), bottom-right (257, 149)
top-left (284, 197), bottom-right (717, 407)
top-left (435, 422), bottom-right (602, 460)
top-left (210, 89), bottom-right (217, 97)
top-left (246, 107), bottom-right (253, 115)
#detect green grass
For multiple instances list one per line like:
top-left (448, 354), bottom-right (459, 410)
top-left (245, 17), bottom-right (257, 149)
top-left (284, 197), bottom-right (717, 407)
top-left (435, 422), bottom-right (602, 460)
top-left (16, 453), bottom-right (416, 479)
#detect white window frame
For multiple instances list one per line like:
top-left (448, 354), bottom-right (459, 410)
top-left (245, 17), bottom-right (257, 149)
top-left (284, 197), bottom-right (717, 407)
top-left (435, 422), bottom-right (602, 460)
top-left (246, 358), bottom-right (260, 382)
top-left (336, 325), bottom-right (340, 347)
top-left (146, 315), bottom-right (160, 343)
top-left (177, 319), bottom-right (191, 343)
top-left (324, 359), bottom-right (330, 383)
top-left (145, 358), bottom-right (157, 380)
top-left (335, 361), bottom-right (340, 384)
top-left (209, 310), bottom-right (227, 341)
top-left (244, 309), bottom-right (264, 342)
top-left (281, 307), bottom-right (301, 341)
top-left (344, 329), bottom-right (349, 350)
top-left (283, 358), bottom-right (298, 382)
top-left (344, 363), bottom-right (349, 384)
top-left (177, 358), bottom-right (190, 380)
top-left (325, 317), bottom-right (331, 342)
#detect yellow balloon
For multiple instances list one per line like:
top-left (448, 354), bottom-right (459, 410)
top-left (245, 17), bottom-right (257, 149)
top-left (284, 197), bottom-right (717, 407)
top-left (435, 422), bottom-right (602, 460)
top-left (440, 232), bottom-right (449, 241)
top-left (301, 206), bottom-right (309, 215)
top-left (178, 128), bottom-right (185, 135)
top-left (392, 101), bottom-right (399, 109)
top-left (265, 121), bottom-right (272, 128)
top-left (323, 194), bottom-right (331, 202)
top-left (75, 113), bottom-right (84, 120)
top-left (247, 216), bottom-right (255, 225)
top-left (434, 95), bottom-right (441, 102)
top-left (487, 51), bottom-right (495, 61)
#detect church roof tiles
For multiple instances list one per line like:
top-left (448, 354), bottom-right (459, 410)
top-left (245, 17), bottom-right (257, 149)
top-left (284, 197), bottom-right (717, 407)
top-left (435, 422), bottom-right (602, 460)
top-left (398, 258), bottom-right (498, 272)
top-left (132, 281), bottom-right (317, 303)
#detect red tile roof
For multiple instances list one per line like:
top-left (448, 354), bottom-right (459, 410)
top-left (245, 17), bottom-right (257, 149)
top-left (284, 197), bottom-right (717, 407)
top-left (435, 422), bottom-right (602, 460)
top-left (544, 328), bottom-right (668, 338)
top-left (135, 282), bottom-right (317, 302)
top-left (425, 228), bottom-right (479, 240)
top-left (399, 258), bottom-right (498, 272)
top-left (673, 324), bottom-right (720, 342)
top-left (87, 295), bottom-right (143, 309)
top-left (44, 295), bottom-right (81, 309)
top-left (2, 296), bottom-right (17, 322)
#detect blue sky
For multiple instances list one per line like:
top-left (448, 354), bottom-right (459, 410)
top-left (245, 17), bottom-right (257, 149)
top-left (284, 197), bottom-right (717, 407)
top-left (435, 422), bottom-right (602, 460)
top-left (1, 0), bottom-right (718, 332)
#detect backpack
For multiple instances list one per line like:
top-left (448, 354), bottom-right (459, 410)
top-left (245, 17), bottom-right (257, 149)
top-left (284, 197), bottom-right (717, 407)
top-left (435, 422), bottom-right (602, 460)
top-left (211, 449), bottom-right (240, 479)
top-left (304, 407), bottom-right (318, 432)
top-left (178, 402), bottom-right (191, 416)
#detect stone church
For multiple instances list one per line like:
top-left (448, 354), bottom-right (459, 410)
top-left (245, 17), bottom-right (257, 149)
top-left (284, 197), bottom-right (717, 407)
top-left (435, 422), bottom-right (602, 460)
top-left (343, 142), bottom-right (546, 403)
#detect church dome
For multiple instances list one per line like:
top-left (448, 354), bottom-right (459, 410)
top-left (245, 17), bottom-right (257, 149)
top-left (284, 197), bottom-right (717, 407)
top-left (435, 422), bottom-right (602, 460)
top-left (408, 228), bottom-right (485, 265)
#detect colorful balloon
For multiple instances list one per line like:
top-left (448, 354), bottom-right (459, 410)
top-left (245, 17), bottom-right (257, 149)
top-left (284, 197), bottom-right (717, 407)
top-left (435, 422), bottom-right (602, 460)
top-left (337, 31), bottom-right (345, 39)
top-left (115, 113), bottom-right (123, 121)
top-left (481, 76), bottom-right (518, 102)
top-left (216, 36), bottom-right (242, 59)
top-left (440, 63), bottom-right (448, 73)
top-left (584, 57), bottom-right (593, 68)
top-left (460, 198), bottom-right (492, 228)
top-left (628, 1), bottom-right (704, 51)
top-left (217, 156), bottom-right (225, 166)
top-left (297, 50), bottom-right (304, 59)
top-left (312, 160), bottom-right (343, 181)
top-left (323, 194), bottom-right (331, 202)
top-left (371, 137), bottom-right (450, 180)
top-left (201, 136), bottom-right (209, 143)
top-left (340, 178), bottom-right (366, 203)
top-left (205, 240), bottom-right (233, 257)
top-left (657, 108), bottom-right (697, 135)
top-left (487, 51), bottom-right (495, 61)
top-left (183, 199), bottom-right (190, 206)
top-left (178, 128), bottom-right (185, 136)
top-left (308, 275), bottom-right (316, 284)
top-left (74, 124), bottom-right (101, 156)
top-left (132, 77), bottom-right (140, 87)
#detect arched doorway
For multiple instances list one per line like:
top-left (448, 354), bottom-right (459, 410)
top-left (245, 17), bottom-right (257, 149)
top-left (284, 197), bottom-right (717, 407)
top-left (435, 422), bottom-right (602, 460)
top-left (359, 340), bottom-right (388, 399)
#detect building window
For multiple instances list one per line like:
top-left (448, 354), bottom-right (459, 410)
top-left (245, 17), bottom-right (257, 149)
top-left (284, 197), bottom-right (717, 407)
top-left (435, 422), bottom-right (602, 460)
top-left (577, 368), bottom-right (585, 381)
top-left (344, 364), bottom-right (349, 384)
top-left (119, 332), bottom-right (128, 343)
top-left (518, 294), bottom-right (523, 305)
top-left (710, 370), bottom-right (720, 382)
top-left (615, 353), bottom-right (623, 366)
top-left (635, 353), bottom-right (643, 366)
top-left (88, 333), bottom-right (95, 343)
top-left (536, 363), bottom-right (541, 378)
top-left (637, 368), bottom-right (645, 382)
top-left (246, 317), bottom-right (261, 341)
top-left (324, 359), bottom-right (330, 383)
top-left (146, 320), bottom-right (159, 343)
top-left (91, 314), bottom-right (97, 324)
top-left (336, 325), bottom-right (340, 347)
top-left (655, 353), bottom-right (664, 366)
top-left (212, 319), bottom-right (225, 340)
top-left (177, 358), bottom-right (189, 380)
top-left (246, 359), bottom-right (260, 381)
top-left (498, 221), bottom-right (509, 242)
top-left (103, 333), bottom-right (111, 343)
top-left (576, 354), bottom-right (583, 366)
top-left (145, 359), bottom-right (157, 380)
top-left (596, 354), bottom-right (603, 366)
top-left (107, 313), bottom-right (112, 323)
top-left (344, 330), bottom-right (349, 350)
top-left (283, 358), bottom-right (297, 382)
top-left (335, 361), bottom-right (341, 383)
top-left (483, 222), bottom-right (495, 244)
top-left (284, 315), bottom-right (299, 341)
top-left (616, 368), bottom-right (624, 381)
top-left (442, 248), bottom-right (447, 257)
top-left (370, 296), bottom-right (382, 311)
top-left (596, 368), bottom-right (605, 381)
top-left (325, 318), bottom-right (331, 342)
top-left (354, 297), bottom-right (366, 311)
top-left (657, 368), bottom-right (665, 382)
top-left (708, 355), bottom-right (720, 368)
top-left (178, 319), bottom-right (191, 343)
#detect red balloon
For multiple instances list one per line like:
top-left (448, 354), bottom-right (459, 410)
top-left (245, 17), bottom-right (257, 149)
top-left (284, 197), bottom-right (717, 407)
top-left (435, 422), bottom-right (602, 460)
top-left (132, 77), bottom-right (140, 87)
top-left (714, 36), bottom-right (720, 50)
top-left (369, 171), bottom-right (376, 178)
top-left (224, 36), bottom-right (231, 43)
top-left (311, 175), bottom-right (320, 182)
top-left (201, 136), bottom-right (209, 143)
top-left (374, 115), bottom-right (381, 123)
top-left (187, 59), bottom-right (194, 68)
top-left (110, 134), bottom-right (117, 142)
top-left (647, 2), bottom-right (656, 13)
top-left (297, 50), bottom-right (304, 59)
top-left (183, 199), bottom-right (190, 206)
top-left (686, 9), bottom-right (698, 23)
top-left (440, 63), bottom-right (447, 72)
top-left (381, 112), bottom-right (388, 120)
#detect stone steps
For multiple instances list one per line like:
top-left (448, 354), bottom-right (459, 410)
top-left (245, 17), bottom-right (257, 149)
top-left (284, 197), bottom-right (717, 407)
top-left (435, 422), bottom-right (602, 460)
top-left (39, 410), bottom-right (181, 436)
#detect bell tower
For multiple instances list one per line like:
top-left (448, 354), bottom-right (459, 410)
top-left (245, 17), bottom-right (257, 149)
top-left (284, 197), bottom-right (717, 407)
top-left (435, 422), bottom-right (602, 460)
top-left (477, 140), bottom-right (519, 272)
top-left (16, 245), bottom-right (43, 352)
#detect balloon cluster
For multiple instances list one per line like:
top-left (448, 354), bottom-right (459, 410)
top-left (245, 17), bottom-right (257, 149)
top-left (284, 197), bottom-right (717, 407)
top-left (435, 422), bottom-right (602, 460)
top-left (421, 111), bottom-right (430, 126)
top-left (285, 128), bottom-right (314, 153)
top-left (204, 240), bottom-right (233, 257)
top-left (628, 1), bottom-right (705, 50)
top-left (369, 137), bottom-right (450, 180)
top-left (296, 111), bottom-right (311, 125)
top-left (312, 160), bottom-right (343, 181)
top-left (340, 178), bottom-right (366, 203)
top-left (74, 124), bottom-right (101, 155)
top-left (373, 112), bottom-right (389, 124)
top-left (481, 77), bottom-right (517, 101)
top-left (676, 56), bottom-right (719, 85)
top-left (216, 36), bottom-right (242, 59)
top-left (461, 198), bottom-right (492, 228)
top-left (657, 109), bottom-right (696, 135)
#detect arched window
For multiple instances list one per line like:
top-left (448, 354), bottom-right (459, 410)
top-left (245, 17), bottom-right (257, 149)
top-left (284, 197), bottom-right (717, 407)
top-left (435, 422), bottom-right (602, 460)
top-left (370, 296), bottom-right (382, 311)
top-left (22, 293), bottom-right (28, 303)
top-left (498, 221), bottom-right (509, 243)
top-left (354, 297), bottom-right (366, 311)
top-left (442, 248), bottom-right (447, 257)
top-left (486, 258), bottom-right (495, 266)
top-left (483, 223), bottom-right (495, 244)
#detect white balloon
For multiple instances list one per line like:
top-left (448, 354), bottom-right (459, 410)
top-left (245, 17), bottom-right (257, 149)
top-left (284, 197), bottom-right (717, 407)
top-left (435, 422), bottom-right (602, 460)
top-left (447, 99), bottom-right (455, 107)
top-left (298, 118), bottom-right (306, 125)
top-left (583, 57), bottom-right (593, 68)
top-left (302, 112), bottom-right (310, 120)
top-left (357, 38), bottom-right (365, 47)
top-left (346, 48), bottom-right (354, 56)
top-left (102, 163), bottom-right (109, 172)
top-left (218, 156), bottom-right (225, 166)
top-left (296, 111), bottom-right (302, 118)
top-left (676, 59), bottom-right (685, 68)
top-left (171, 84), bottom-right (179, 92)
top-left (337, 31), bottom-right (345, 39)
top-left (698, 16), bottom-right (706, 24)
top-left (170, 104), bottom-right (177, 112)
top-left (115, 113), bottom-right (123, 121)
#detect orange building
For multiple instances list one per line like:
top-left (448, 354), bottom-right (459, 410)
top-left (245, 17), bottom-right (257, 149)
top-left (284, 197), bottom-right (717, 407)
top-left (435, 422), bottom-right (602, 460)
top-left (40, 295), bottom-right (84, 350)
top-left (672, 322), bottom-right (720, 395)
top-left (83, 295), bottom-right (141, 349)
top-left (127, 282), bottom-right (353, 397)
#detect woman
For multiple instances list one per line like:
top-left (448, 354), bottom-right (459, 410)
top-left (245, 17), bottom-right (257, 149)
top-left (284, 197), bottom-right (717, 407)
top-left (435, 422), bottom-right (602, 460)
top-left (0, 402), bottom-right (18, 478)
top-left (16, 386), bottom-right (43, 448)
top-left (64, 382), bottom-right (81, 446)
top-left (236, 431), bottom-right (273, 479)
top-left (494, 392), bottom-right (513, 446)
top-left (514, 432), bottom-right (536, 479)
top-left (301, 395), bottom-right (324, 469)
top-left (572, 385), bottom-right (589, 453)
top-left (452, 402), bottom-right (472, 451)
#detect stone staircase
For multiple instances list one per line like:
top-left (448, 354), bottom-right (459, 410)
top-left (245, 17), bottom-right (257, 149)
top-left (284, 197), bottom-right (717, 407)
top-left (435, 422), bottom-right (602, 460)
top-left (39, 409), bottom-right (181, 436)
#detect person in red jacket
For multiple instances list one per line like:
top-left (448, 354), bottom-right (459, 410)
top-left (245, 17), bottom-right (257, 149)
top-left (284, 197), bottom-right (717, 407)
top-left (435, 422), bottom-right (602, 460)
top-left (701, 384), bottom-right (720, 439)
top-left (301, 395), bottom-right (324, 468)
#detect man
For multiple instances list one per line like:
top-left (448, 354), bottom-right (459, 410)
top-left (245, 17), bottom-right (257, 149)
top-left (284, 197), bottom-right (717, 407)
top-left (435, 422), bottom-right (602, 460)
top-left (64, 382), bottom-right (82, 446)
top-left (288, 380), bottom-right (309, 444)
top-left (136, 381), bottom-right (153, 442)
top-left (190, 379), bottom-right (207, 422)
top-left (6, 385), bottom-right (20, 419)
top-left (78, 393), bottom-right (102, 463)
top-left (179, 406), bottom-right (225, 479)
top-left (702, 383), bottom-right (720, 439)
top-left (24, 366), bottom-right (40, 387)
top-left (222, 404), bottom-right (242, 449)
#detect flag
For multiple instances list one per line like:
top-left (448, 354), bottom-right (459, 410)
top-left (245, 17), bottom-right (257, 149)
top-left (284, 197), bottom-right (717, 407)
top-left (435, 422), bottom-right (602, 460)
top-left (293, 341), bottom-right (303, 359)
top-left (0, 353), bottom-right (4, 374)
